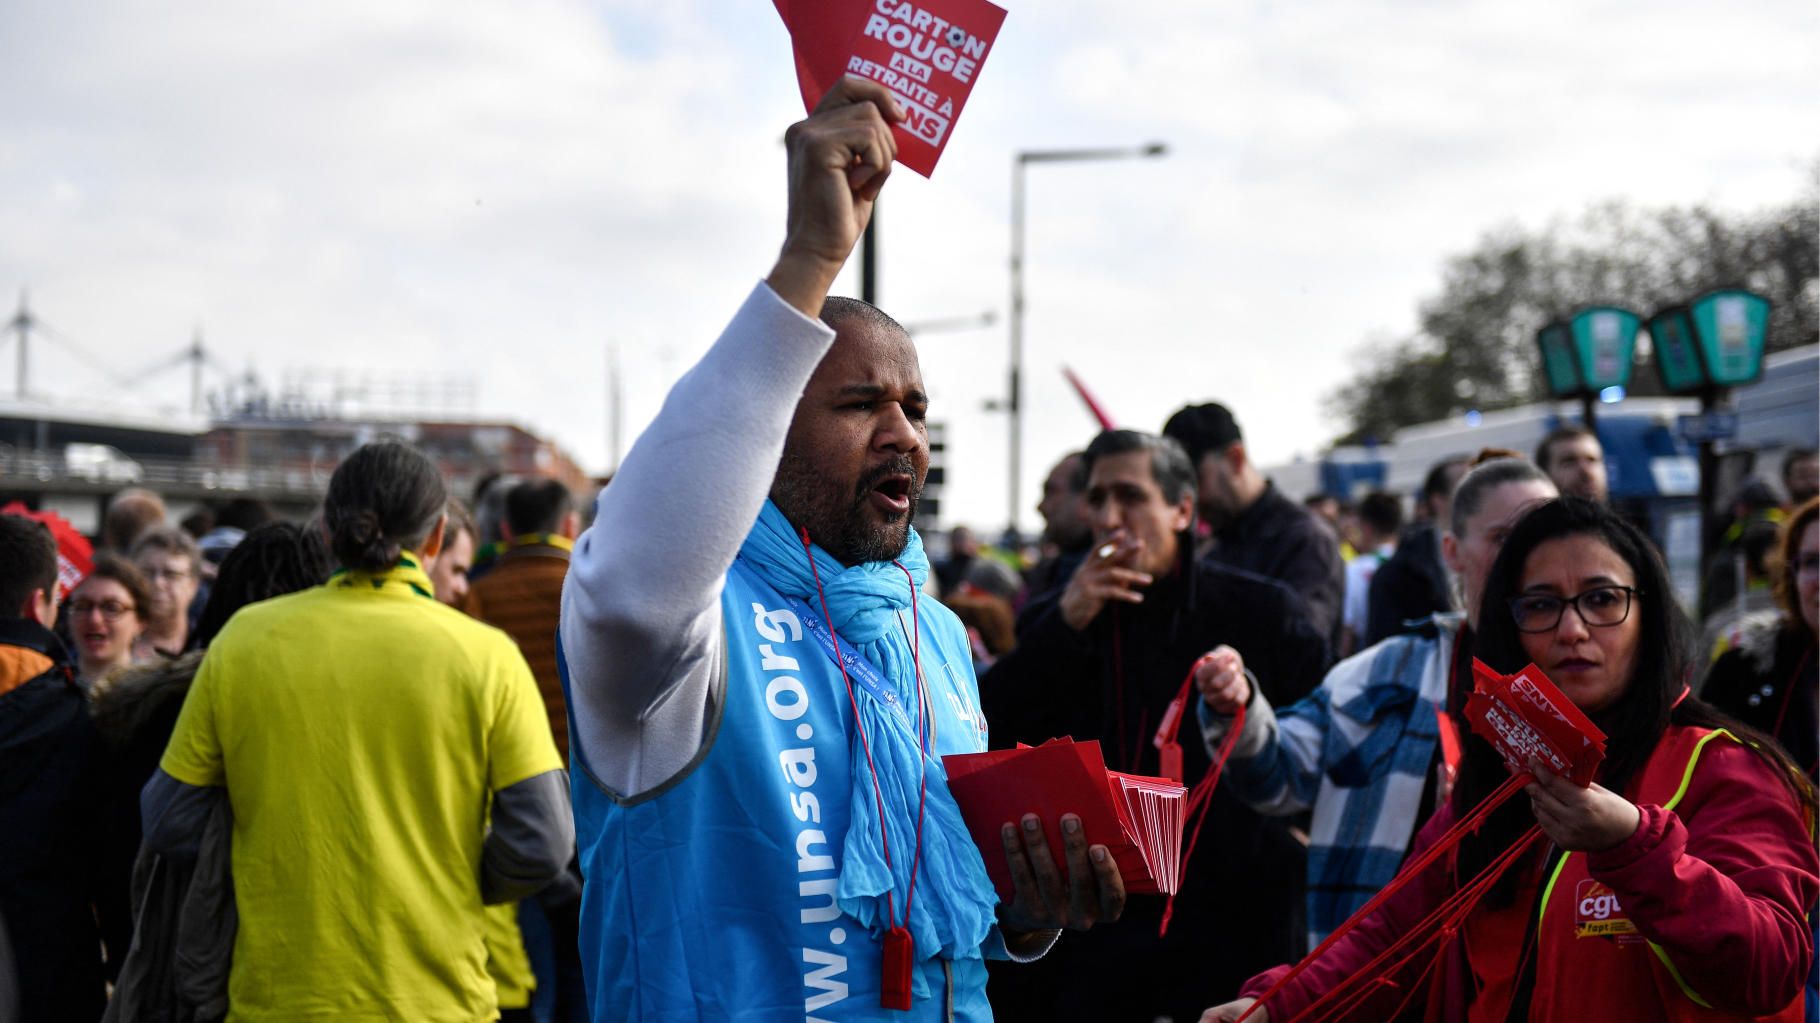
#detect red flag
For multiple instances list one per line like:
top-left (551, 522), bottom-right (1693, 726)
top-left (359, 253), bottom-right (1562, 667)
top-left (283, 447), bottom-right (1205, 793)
top-left (1, 502), bottom-right (95, 601)
top-left (1061, 365), bottom-right (1117, 430)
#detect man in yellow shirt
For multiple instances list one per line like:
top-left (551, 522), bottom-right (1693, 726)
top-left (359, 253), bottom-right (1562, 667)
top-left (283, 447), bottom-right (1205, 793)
top-left (148, 443), bottom-right (570, 1022)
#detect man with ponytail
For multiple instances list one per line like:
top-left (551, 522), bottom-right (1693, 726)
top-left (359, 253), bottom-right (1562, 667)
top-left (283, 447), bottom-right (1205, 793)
top-left (558, 79), bottom-right (1124, 1022)
top-left (146, 441), bottom-right (572, 1022)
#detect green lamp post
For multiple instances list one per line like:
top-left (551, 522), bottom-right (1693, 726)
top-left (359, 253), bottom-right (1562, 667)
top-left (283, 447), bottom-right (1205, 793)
top-left (1536, 307), bottom-right (1641, 426)
top-left (1646, 288), bottom-right (1772, 571)
top-left (1536, 321), bottom-right (1581, 399)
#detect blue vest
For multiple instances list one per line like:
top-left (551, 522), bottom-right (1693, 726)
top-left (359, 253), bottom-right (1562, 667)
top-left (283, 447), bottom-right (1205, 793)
top-left (565, 558), bottom-right (1000, 1021)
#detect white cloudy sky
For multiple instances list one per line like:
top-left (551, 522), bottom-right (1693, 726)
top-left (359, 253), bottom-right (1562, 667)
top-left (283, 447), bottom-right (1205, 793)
top-left (2, 0), bottom-right (1814, 531)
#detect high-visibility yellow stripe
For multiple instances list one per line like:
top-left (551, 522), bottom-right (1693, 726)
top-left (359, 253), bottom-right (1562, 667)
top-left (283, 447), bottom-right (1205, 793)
top-left (1536, 852), bottom-right (1570, 930)
top-left (1649, 941), bottom-right (1716, 1008)
top-left (1662, 729), bottom-right (1735, 812)
top-left (1536, 729), bottom-right (1738, 1010)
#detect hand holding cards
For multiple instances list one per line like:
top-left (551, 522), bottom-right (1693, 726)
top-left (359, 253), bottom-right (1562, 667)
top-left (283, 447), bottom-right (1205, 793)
top-left (766, 74), bottom-right (904, 316)
top-left (774, 0), bottom-right (1007, 176)
top-left (944, 739), bottom-right (1186, 898)
top-left (1465, 659), bottom-right (1607, 786)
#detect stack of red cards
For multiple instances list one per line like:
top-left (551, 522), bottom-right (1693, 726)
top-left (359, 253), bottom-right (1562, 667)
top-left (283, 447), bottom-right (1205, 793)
top-left (1464, 660), bottom-right (1607, 786)
top-left (943, 738), bottom-right (1187, 898)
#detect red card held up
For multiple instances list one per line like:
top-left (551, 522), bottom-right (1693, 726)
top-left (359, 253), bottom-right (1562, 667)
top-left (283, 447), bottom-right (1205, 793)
top-left (772, 0), bottom-right (868, 116)
top-left (774, 0), bottom-right (1007, 176)
top-left (1463, 660), bottom-right (1607, 787)
top-left (942, 738), bottom-right (1186, 900)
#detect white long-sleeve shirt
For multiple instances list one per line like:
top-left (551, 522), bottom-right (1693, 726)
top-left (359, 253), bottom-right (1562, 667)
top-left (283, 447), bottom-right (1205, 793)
top-left (559, 282), bottom-right (836, 798)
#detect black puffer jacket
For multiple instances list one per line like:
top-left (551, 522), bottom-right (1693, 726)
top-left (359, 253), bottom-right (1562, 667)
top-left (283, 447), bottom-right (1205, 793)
top-left (0, 619), bottom-right (108, 1022)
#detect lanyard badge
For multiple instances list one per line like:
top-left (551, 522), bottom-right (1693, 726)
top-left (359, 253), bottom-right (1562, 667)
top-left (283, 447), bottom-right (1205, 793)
top-left (798, 527), bottom-right (928, 1011)
top-left (1153, 693), bottom-right (1187, 783)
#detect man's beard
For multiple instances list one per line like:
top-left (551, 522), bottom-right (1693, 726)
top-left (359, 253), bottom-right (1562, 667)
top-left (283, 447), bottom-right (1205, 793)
top-left (1042, 518), bottom-right (1092, 551)
top-left (773, 452), bottom-right (921, 567)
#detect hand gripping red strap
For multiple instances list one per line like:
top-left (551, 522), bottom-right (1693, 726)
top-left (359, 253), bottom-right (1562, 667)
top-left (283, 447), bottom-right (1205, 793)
top-left (1154, 654), bottom-right (1246, 938)
top-left (1237, 660), bottom-right (1607, 1021)
top-left (1236, 772), bottom-right (1536, 1022)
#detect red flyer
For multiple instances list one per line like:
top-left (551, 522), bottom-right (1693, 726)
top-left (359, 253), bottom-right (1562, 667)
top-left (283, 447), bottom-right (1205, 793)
top-left (775, 0), bottom-right (1007, 177)
top-left (943, 738), bottom-right (1186, 898)
top-left (772, 0), bottom-right (868, 114)
top-left (1464, 660), bottom-right (1607, 787)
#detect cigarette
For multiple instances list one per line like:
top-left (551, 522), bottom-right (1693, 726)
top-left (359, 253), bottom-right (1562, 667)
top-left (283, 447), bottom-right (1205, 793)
top-left (1097, 542), bottom-right (1118, 560)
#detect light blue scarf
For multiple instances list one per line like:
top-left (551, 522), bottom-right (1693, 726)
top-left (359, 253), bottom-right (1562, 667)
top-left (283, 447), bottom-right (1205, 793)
top-left (738, 500), bottom-right (999, 968)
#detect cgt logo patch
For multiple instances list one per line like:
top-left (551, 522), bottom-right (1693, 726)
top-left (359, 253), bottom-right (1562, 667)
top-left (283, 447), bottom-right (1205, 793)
top-left (1573, 879), bottom-right (1640, 940)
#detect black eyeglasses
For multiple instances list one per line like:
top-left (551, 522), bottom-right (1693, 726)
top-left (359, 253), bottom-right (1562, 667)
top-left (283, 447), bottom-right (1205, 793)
top-left (1508, 585), bottom-right (1640, 634)
top-left (71, 599), bottom-right (136, 620)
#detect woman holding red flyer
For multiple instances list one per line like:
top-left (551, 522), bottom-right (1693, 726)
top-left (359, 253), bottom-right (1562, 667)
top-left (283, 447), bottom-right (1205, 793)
top-left (1204, 497), bottom-right (1819, 1023)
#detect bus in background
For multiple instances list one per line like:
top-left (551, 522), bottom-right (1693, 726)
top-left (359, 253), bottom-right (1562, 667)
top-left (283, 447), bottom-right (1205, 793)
top-left (1266, 400), bottom-right (1705, 606)
top-left (1716, 344), bottom-right (1819, 507)
top-left (1262, 346), bottom-right (1815, 614)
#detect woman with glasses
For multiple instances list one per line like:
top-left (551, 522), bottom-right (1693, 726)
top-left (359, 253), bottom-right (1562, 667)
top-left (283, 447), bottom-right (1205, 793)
top-left (1197, 455), bottom-right (1557, 951)
top-left (1206, 498), bottom-right (1818, 1022)
top-left (64, 553), bottom-right (150, 692)
top-left (1703, 497), bottom-right (1819, 779)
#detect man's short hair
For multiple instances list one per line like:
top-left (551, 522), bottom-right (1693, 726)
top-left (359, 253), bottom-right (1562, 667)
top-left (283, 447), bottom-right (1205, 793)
top-left (471, 470), bottom-right (505, 508)
top-left (1421, 456), bottom-right (1471, 502)
top-left (0, 515), bottom-right (60, 618)
top-left (473, 474), bottom-right (519, 545)
top-left (443, 498), bottom-right (477, 545)
top-left (1082, 429), bottom-right (1198, 505)
top-left (1058, 451), bottom-right (1089, 494)
top-left (1782, 447), bottom-right (1817, 484)
top-left (215, 497), bottom-right (274, 533)
top-left (1738, 518), bottom-right (1783, 581)
top-left (505, 479), bottom-right (575, 537)
top-left (1728, 476), bottom-right (1783, 516)
top-left (130, 526), bottom-right (203, 576)
top-left (1534, 425), bottom-right (1598, 472)
top-left (1161, 403), bottom-right (1242, 466)
top-left (819, 296), bottom-right (911, 340)
top-left (103, 488), bottom-right (167, 552)
top-left (1356, 491), bottom-right (1404, 538)
top-left (180, 507), bottom-right (215, 540)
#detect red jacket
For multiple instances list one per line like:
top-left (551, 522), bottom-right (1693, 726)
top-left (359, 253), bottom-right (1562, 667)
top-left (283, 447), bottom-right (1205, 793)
top-left (1242, 725), bottom-right (1818, 1021)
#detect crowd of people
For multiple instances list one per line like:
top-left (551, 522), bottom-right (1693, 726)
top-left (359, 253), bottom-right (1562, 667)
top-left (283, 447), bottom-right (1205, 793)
top-left (1, 81), bottom-right (1816, 1023)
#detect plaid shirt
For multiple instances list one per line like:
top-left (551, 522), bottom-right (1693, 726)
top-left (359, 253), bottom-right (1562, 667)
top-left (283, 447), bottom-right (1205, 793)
top-left (1201, 614), bottom-right (1462, 947)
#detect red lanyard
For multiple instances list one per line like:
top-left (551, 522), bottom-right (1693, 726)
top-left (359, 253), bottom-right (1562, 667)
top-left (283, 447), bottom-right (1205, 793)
top-left (799, 528), bottom-right (927, 1012)
top-left (1151, 652), bottom-right (1247, 937)
top-left (1238, 773), bottom-right (1540, 1022)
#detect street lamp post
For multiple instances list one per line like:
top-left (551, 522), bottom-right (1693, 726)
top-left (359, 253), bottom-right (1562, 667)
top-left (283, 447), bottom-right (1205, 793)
top-left (1007, 144), bottom-right (1167, 538)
